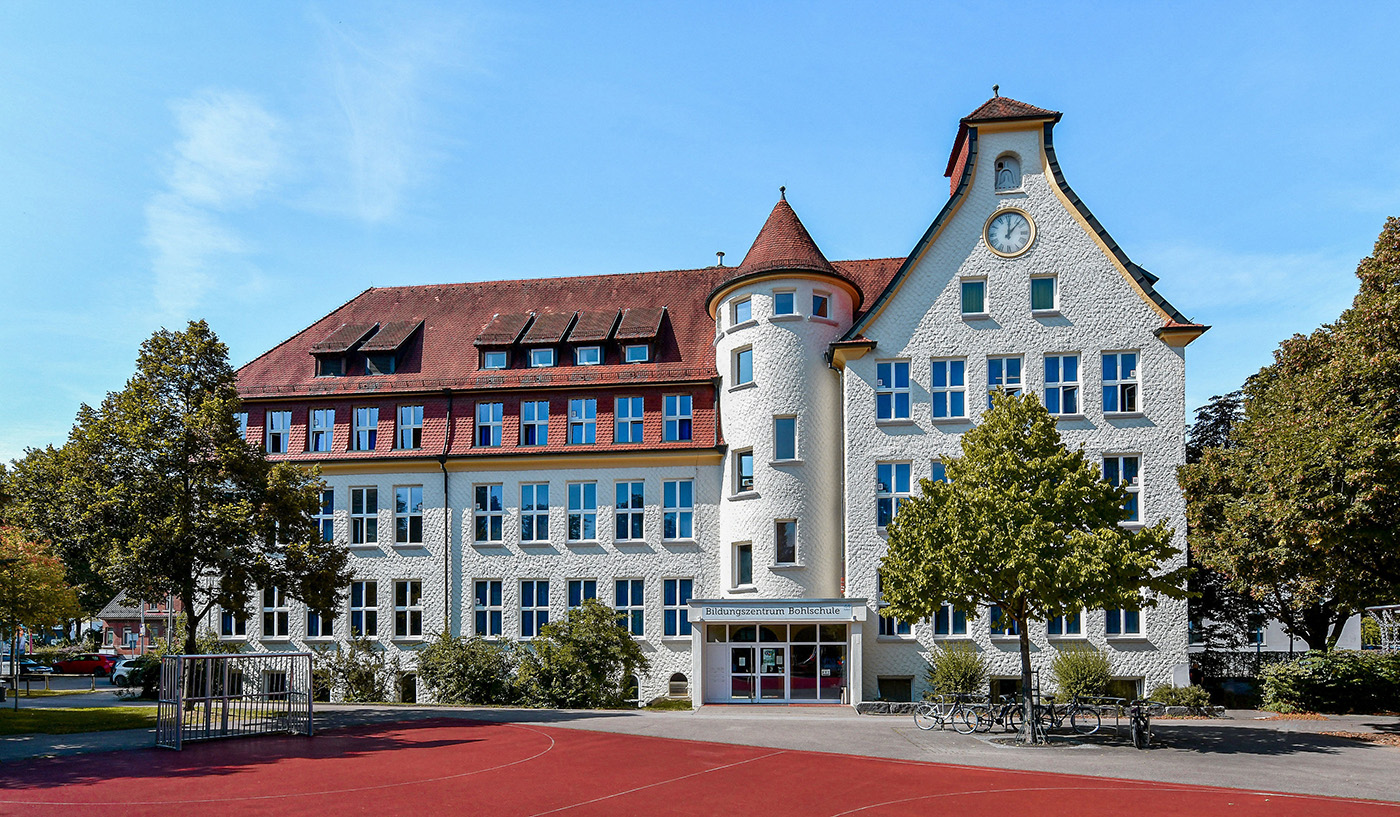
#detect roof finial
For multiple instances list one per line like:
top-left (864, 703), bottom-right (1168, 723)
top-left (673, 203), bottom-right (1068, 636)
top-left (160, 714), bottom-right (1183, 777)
top-left (992, 84), bottom-right (999, 97)
top-left (716, 251), bottom-right (725, 267)
top-left (779, 185), bottom-right (786, 200)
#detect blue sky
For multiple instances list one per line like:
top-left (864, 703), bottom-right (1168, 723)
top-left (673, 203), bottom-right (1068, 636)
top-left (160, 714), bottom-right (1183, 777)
top-left (3, 2), bottom-right (1397, 463)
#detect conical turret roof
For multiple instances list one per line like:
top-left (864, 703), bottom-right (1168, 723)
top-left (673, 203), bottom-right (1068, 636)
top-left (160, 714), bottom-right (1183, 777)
top-left (735, 193), bottom-right (837, 277)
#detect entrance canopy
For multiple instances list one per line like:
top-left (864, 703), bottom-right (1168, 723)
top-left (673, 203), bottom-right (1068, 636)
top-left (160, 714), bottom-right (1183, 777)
top-left (688, 598), bottom-right (868, 623)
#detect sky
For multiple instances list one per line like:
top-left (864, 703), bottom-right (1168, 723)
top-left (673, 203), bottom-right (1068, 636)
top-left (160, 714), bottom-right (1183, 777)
top-left (2, 2), bottom-right (1398, 464)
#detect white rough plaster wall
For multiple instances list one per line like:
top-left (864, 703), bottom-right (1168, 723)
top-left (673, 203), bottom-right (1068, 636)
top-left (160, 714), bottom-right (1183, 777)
top-left (844, 125), bottom-right (1192, 701)
top-left (714, 279), bottom-right (852, 600)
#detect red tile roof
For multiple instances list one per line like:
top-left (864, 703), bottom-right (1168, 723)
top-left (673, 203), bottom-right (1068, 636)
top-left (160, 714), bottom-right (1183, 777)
top-left (734, 196), bottom-right (837, 277)
top-left (310, 323), bottom-right (377, 355)
top-left (359, 320), bottom-right (423, 353)
top-left (569, 310), bottom-right (620, 342)
top-left (520, 312), bottom-right (576, 345)
top-left (962, 96), bottom-right (1060, 123)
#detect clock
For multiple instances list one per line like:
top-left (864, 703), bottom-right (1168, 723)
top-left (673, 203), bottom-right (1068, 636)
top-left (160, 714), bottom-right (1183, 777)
top-left (984, 209), bottom-right (1035, 258)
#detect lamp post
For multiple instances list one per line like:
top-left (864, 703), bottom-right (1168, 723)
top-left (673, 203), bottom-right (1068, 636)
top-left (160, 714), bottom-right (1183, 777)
top-left (1, 556), bottom-right (20, 710)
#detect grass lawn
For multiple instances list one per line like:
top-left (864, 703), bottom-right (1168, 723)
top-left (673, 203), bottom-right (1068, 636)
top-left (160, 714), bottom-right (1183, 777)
top-left (11, 689), bottom-right (99, 698)
top-left (0, 706), bottom-right (157, 736)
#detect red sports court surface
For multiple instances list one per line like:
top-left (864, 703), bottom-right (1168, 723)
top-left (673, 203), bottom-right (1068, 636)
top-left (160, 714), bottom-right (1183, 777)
top-left (0, 718), bottom-right (1393, 816)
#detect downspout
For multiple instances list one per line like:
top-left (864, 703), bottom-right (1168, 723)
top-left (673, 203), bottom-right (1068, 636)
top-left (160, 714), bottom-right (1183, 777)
top-left (439, 389), bottom-right (453, 634)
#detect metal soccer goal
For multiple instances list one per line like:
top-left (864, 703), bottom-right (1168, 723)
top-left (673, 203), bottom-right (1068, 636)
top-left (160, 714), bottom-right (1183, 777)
top-left (156, 652), bottom-right (314, 750)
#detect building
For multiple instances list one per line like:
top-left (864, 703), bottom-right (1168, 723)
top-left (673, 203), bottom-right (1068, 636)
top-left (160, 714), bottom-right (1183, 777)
top-left (97, 595), bottom-right (181, 657)
top-left (234, 96), bottom-right (1207, 705)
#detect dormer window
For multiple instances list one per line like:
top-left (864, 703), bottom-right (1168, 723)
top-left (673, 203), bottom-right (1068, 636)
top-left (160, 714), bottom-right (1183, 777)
top-left (624, 344), bottom-right (649, 364)
top-left (530, 348), bottom-right (555, 368)
top-left (366, 353), bottom-right (396, 376)
top-left (575, 346), bottom-right (601, 365)
top-left (995, 154), bottom-right (1022, 191)
top-left (483, 351), bottom-right (508, 370)
top-left (316, 357), bottom-right (343, 378)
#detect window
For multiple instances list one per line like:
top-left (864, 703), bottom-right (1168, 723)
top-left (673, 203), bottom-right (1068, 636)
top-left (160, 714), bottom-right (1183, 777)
top-left (1031, 275), bottom-right (1057, 312)
top-left (1047, 611), bottom-right (1083, 636)
top-left (1102, 352), bottom-right (1140, 413)
top-left (931, 359), bottom-right (966, 418)
top-left (615, 397), bottom-right (644, 443)
top-left (310, 409), bottom-right (334, 452)
top-left (567, 482), bottom-right (597, 541)
top-left (474, 484), bottom-right (504, 542)
top-left (397, 405), bottom-right (423, 449)
top-left (483, 351), bottom-right (508, 370)
top-left (520, 579), bottom-right (549, 638)
top-left (262, 587), bottom-right (289, 639)
top-left (664, 395), bottom-right (692, 441)
top-left (567, 579), bottom-right (597, 608)
top-left (575, 345), bottom-right (601, 365)
top-left (307, 609), bottom-right (334, 639)
top-left (613, 481), bottom-right (645, 540)
top-left (987, 355), bottom-right (1022, 407)
top-left (236, 412), bottom-right (248, 441)
top-left (989, 605), bottom-right (1020, 637)
top-left (1103, 455), bottom-right (1141, 522)
top-left (995, 154), bottom-right (1022, 191)
top-left (568, 398), bottom-right (597, 444)
top-left (773, 290), bottom-right (795, 315)
top-left (394, 486), bottom-right (423, 544)
top-left (876, 462), bottom-right (911, 527)
top-left (394, 580), bottom-right (423, 638)
top-left (353, 407), bottom-right (378, 451)
top-left (812, 292), bottom-right (830, 318)
top-left (520, 400), bottom-right (549, 445)
top-left (350, 581), bottom-right (377, 637)
top-left (1044, 354), bottom-right (1080, 415)
top-left (876, 361), bottom-right (911, 421)
top-left (735, 450), bottom-right (754, 493)
top-left (1105, 606), bottom-right (1142, 637)
top-left (314, 489), bottom-right (334, 543)
top-left (931, 461), bottom-right (948, 484)
top-left (733, 347), bottom-right (753, 385)
top-left (367, 353), bottom-right (396, 376)
top-left (220, 609), bottom-right (247, 638)
top-left (876, 573), bottom-right (912, 636)
top-left (474, 580), bottom-right (503, 637)
top-left (351, 487), bottom-right (378, 545)
top-left (529, 348), bottom-right (555, 368)
top-left (733, 297), bottom-right (752, 325)
top-left (775, 519), bottom-right (796, 564)
top-left (773, 416), bottom-right (796, 460)
top-left (663, 479), bottom-right (693, 539)
top-left (961, 279), bottom-right (986, 315)
top-left (734, 543), bottom-right (753, 586)
top-left (624, 344), bottom-right (649, 363)
top-left (520, 483), bottom-right (550, 542)
top-left (266, 411), bottom-right (290, 454)
top-left (615, 579), bottom-right (644, 636)
top-left (664, 578), bottom-right (693, 637)
top-left (476, 402), bottom-right (503, 447)
top-left (933, 603), bottom-right (967, 637)
top-left (317, 357), bottom-right (343, 377)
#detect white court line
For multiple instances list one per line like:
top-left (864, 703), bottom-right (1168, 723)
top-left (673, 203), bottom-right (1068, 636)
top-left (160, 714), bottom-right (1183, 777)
top-left (527, 749), bottom-right (787, 816)
top-left (0, 721), bottom-right (557, 807)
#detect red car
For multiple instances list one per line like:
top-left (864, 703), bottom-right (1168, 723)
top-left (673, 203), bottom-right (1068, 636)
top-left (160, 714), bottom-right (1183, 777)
top-left (52, 654), bottom-right (118, 675)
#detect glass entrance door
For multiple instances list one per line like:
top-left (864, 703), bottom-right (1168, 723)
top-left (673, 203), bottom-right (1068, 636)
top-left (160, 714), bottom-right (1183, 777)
top-left (759, 646), bottom-right (786, 699)
top-left (730, 646), bottom-right (755, 700)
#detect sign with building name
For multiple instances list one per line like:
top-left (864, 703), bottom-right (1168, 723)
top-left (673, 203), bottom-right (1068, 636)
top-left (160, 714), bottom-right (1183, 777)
top-left (692, 602), bottom-right (858, 622)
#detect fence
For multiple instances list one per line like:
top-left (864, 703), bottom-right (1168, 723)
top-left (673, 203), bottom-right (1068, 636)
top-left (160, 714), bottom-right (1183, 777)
top-left (156, 652), bottom-right (313, 750)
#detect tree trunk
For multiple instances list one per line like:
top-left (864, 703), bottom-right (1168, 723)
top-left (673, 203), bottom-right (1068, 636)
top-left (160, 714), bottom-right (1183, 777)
top-left (1018, 623), bottom-right (1036, 744)
top-left (181, 588), bottom-right (198, 657)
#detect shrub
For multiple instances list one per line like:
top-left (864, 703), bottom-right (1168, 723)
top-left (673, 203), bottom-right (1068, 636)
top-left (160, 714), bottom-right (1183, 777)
top-left (516, 600), bottom-right (650, 709)
top-left (1050, 645), bottom-right (1112, 700)
top-left (925, 644), bottom-right (987, 696)
top-left (1259, 650), bottom-right (1400, 714)
top-left (30, 645), bottom-right (84, 666)
top-left (1362, 616), bottom-right (1382, 649)
top-left (418, 632), bottom-right (520, 705)
top-left (1149, 683), bottom-right (1212, 709)
top-left (311, 637), bottom-right (401, 703)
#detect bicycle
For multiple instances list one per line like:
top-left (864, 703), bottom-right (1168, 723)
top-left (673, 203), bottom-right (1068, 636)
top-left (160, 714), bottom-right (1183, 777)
top-left (1035, 694), bottom-right (1103, 736)
top-left (912, 692), bottom-right (979, 734)
top-left (970, 694), bottom-right (1023, 733)
top-left (1126, 699), bottom-right (1164, 749)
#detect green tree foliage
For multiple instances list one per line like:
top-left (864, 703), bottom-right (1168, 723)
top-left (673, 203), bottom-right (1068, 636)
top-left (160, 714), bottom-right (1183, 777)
top-left (517, 600), bottom-right (650, 709)
top-left (4, 321), bottom-right (352, 655)
top-left (1049, 645), bottom-right (1112, 700)
top-left (311, 637), bottom-right (401, 703)
top-left (0, 527), bottom-right (82, 645)
top-left (418, 632), bottom-right (520, 705)
top-left (1259, 650), bottom-right (1400, 714)
top-left (924, 644), bottom-right (987, 696)
top-left (1180, 218), bottom-right (1400, 650)
top-left (882, 391), bottom-right (1187, 741)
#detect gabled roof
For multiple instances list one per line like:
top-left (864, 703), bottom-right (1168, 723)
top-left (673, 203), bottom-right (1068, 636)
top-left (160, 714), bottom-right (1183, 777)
top-left (360, 320), bottom-right (423, 353)
top-left (962, 96), bottom-right (1060, 123)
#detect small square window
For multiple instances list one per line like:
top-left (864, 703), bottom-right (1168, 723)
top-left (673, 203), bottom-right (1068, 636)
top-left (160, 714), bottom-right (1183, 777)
top-left (733, 298), bottom-right (752, 325)
top-left (1031, 276), bottom-right (1057, 312)
top-left (624, 344), bottom-right (649, 363)
top-left (734, 347), bottom-right (753, 385)
top-left (483, 351), bottom-right (508, 370)
top-left (961, 279), bottom-right (986, 315)
top-left (530, 348), bottom-right (555, 368)
top-left (575, 346), bottom-right (601, 365)
top-left (812, 292), bottom-right (830, 319)
top-left (366, 354), bottom-right (396, 375)
top-left (735, 450), bottom-right (754, 493)
top-left (773, 291), bottom-right (795, 315)
top-left (316, 357), bottom-right (343, 378)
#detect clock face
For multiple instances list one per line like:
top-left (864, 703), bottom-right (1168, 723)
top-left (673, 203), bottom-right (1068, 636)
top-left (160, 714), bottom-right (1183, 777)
top-left (986, 210), bottom-right (1034, 257)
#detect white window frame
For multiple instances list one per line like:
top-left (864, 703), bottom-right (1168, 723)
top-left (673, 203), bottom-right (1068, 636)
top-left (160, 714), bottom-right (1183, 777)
top-left (623, 344), bottom-right (649, 363)
top-left (397, 405), bottom-right (424, 450)
top-left (930, 358), bottom-right (967, 419)
top-left (1105, 606), bottom-right (1144, 638)
top-left (394, 485), bottom-right (423, 545)
top-left (567, 481), bottom-right (597, 541)
top-left (521, 400), bottom-right (549, 445)
top-left (933, 603), bottom-right (968, 638)
top-left (1102, 351), bottom-right (1141, 414)
top-left (812, 291), bottom-right (830, 319)
top-left (262, 587), bottom-right (289, 639)
top-left (266, 410), bottom-right (291, 454)
top-left (575, 345), bottom-right (601, 365)
top-left (1103, 454), bottom-right (1141, 523)
top-left (876, 462), bottom-right (911, 528)
top-left (1030, 274), bottom-right (1058, 313)
top-left (520, 482), bottom-right (550, 543)
top-left (733, 542), bottom-right (754, 588)
top-left (350, 581), bottom-right (378, 638)
top-left (1047, 610), bottom-right (1085, 638)
top-left (482, 350), bottom-right (508, 370)
top-left (474, 579), bottom-right (503, 637)
top-left (772, 289), bottom-right (796, 316)
top-left (474, 484), bottom-right (504, 542)
top-left (567, 578), bottom-right (597, 608)
top-left (875, 574), bottom-right (914, 637)
top-left (989, 604), bottom-right (1021, 638)
top-left (614, 480), bottom-right (645, 541)
top-left (476, 402), bottom-right (503, 447)
top-left (394, 579), bottom-right (423, 639)
top-left (734, 449), bottom-right (754, 494)
top-left (529, 348), bottom-right (555, 368)
top-left (568, 398), bottom-right (597, 444)
top-left (314, 489), bottom-right (334, 543)
top-left (615, 578), bottom-right (645, 637)
top-left (664, 394), bottom-right (692, 441)
top-left (352, 407), bottom-right (378, 451)
top-left (663, 479), bottom-right (693, 540)
top-left (520, 579), bottom-right (549, 639)
top-left (876, 360), bottom-right (911, 421)
top-left (236, 411), bottom-right (249, 441)
top-left (663, 578), bottom-right (693, 638)
top-left (774, 519), bottom-right (797, 564)
top-left (1044, 354), bottom-right (1081, 416)
top-left (614, 396), bottom-right (644, 443)
top-left (773, 415), bottom-right (797, 461)
top-left (310, 408), bottom-right (334, 452)
top-left (987, 355), bottom-right (1023, 407)
top-left (733, 346), bottom-right (753, 385)
top-left (732, 297), bottom-right (752, 325)
top-left (960, 277), bottom-right (987, 317)
top-left (350, 487), bottom-right (378, 545)
top-left (220, 608), bottom-right (247, 639)
top-left (306, 608), bottom-right (334, 639)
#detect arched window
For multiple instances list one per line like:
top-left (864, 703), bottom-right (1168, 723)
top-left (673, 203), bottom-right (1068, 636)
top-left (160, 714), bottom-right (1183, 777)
top-left (995, 154), bottom-right (1021, 191)
top-left (668, 672), bottom-right (689, 697)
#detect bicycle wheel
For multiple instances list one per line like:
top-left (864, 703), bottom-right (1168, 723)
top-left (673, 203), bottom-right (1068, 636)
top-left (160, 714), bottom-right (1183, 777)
top-left (1071, 706), bottom-right (1101, 736)
top-left (1037, 707), bottom-right (1057, 735)
top-left (1131, 716), bottom-right (1148, 749)
top-left (913, 701), bottom-right (939, 731)
top-left (953, 706), bottom-right (978, 734)
top-left (1005, 705), bottom-right (1023, 734)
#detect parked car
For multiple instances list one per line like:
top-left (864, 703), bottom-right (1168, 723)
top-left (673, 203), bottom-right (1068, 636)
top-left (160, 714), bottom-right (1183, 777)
top-left (110, 658), bottom-right (142, 687)
top-left (52, 653), bottom-right (118, 676)
top-left (0, 658), bottom-right (55, 676)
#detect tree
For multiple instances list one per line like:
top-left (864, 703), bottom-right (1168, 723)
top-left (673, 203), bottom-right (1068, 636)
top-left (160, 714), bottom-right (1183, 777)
top-left (882, 392), bottom-right (1187, 742)
top-left (4, 321), bottom-right (352, 656)
top-left (1, 527), bottom-right (82, 660)
top-left (517, 599), bottom-right (650, 708)
top-left (1181, 218), bottom-right (1400, 650)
